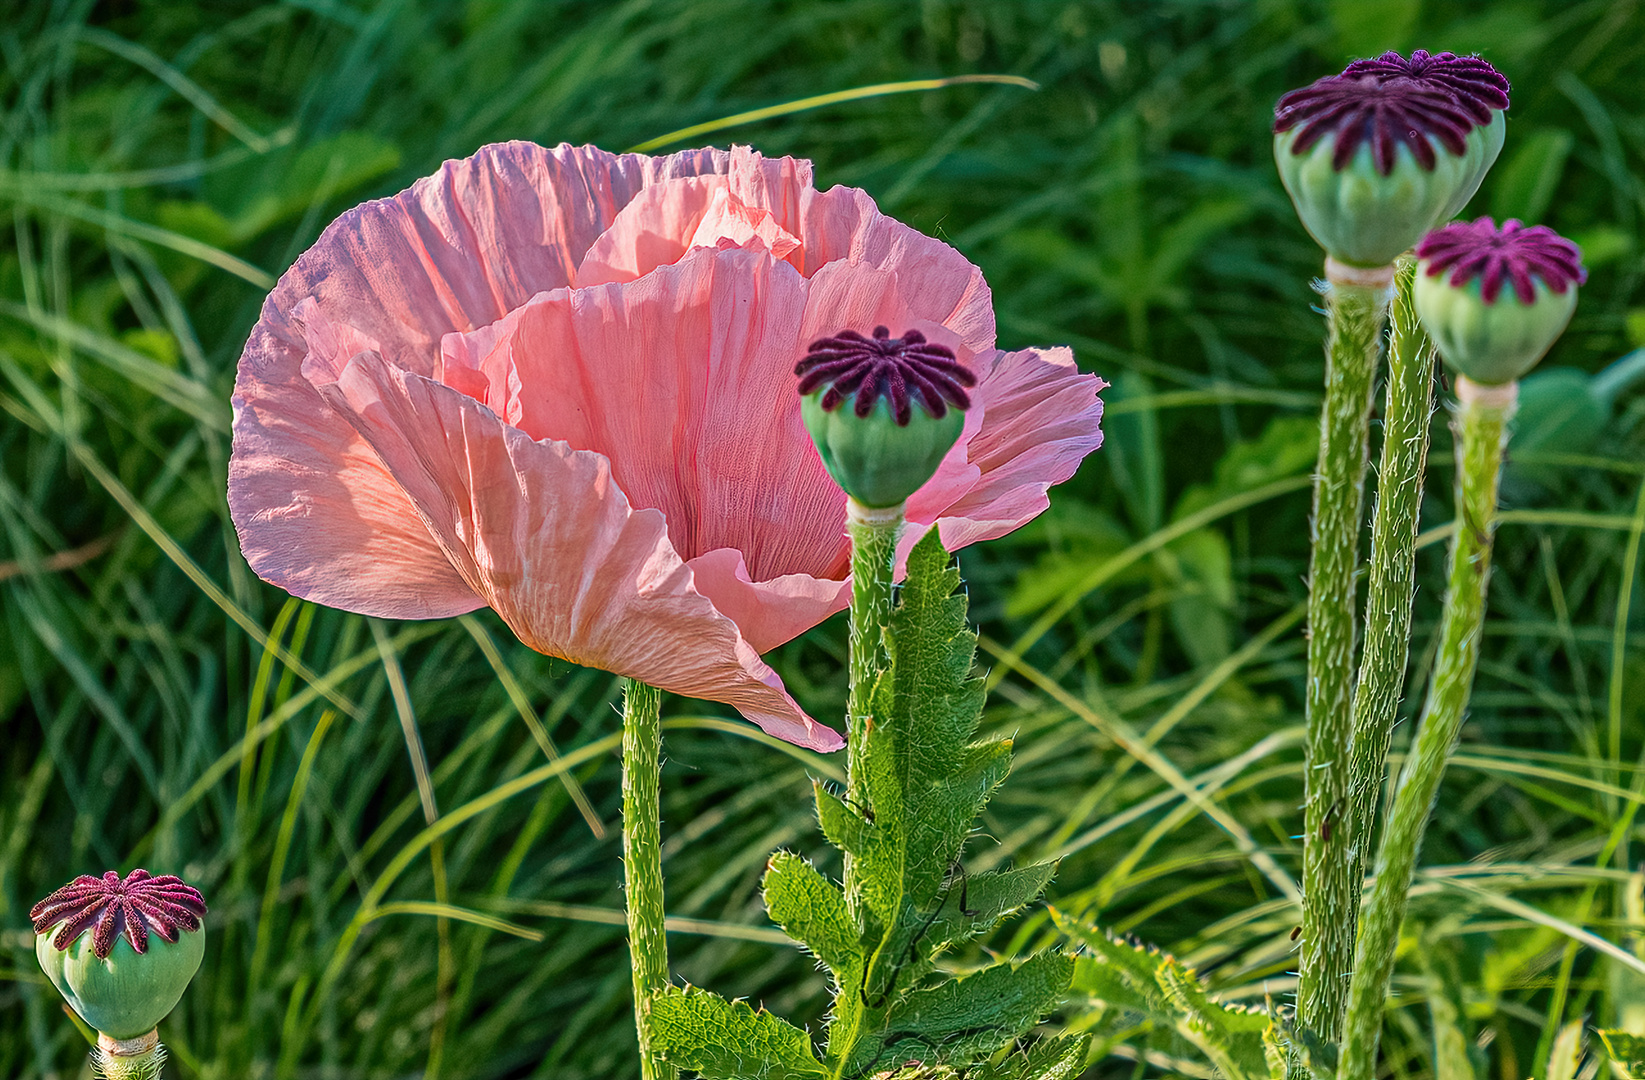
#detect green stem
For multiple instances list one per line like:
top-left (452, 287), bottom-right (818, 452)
top-left (92, 1032), bottom-right (166, 1080)
top-left (1298, 259), bottom-right (1393, 1052)
top-left (844, 499), bottom-right (902, 813)
top-left (621, 678), bottom-right (676, 1080)
top-left (1346, 261), bottom-right (1437, 897)
top-left (1338, 377), bottom-right (1516, 1080)
top-left (828, 498), bottom-right (902, 1079)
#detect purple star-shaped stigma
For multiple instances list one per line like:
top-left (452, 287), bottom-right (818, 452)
top-left (1417, 218), bottom-right (1586, 305)
top-left (795, 326), bottom-right (976, 426)
top-left (31, 869), bottom-right (207, 959)
top-left (1274, 50), bottom-right (1510, 176)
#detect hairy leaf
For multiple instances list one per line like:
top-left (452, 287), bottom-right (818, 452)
top-left (861, 953), bottom-right (1074, 1071)
top-left (1057, 911), bottom-right (1171, 1015)
top-left (1155, 958), bottom-right (1271, 1080)
top-left (652, 986), bottom-right (826, 1080)
top-left (971, 1035), bottom-right (1092, 1080)
top-left (1598, 1030), bottom-right (1645, 1078)
top-left (763, 851), bottom-right (859, 977)
top-left (925, 862), bottom-right (1058, 954)
top-left (855, 530), bottom-right (1008, 921)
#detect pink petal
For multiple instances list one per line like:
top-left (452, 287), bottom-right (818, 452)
top-left (686, 187), bottom-right (802, 262)
top-left (798, 185), bottom-right (996, 354)
top-left (230, 310), bottom-right (482, 619)
top-left (913, 346), bottom-right (1107, 550)
top-left (569, 147), bottom-right (994, 354)
top-left (444, 244), bottom-right (852, 581)
top-left (308, 347), bottom-right (841, 751)
top-left (688, 548), bottom-right (852, 655)
top-left (232, 143), bottom-right (746, 613)
top-left (574, 148), bottom-right (815, 286)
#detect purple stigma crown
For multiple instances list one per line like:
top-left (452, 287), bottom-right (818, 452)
top-left (1274, 50), bottom-right (1510, 175)
top-left (31, 869), bottom-right (208, 960)
top-left (1417, 218), bottom-right (1586, 305)
top-left (795, 326), bottom-right (976, 426)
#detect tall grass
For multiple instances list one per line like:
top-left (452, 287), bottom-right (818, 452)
top-left (1, 2), bottom-right (1642, 1077)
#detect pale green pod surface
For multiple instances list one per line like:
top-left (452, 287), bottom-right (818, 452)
top-left (1275, 126), bottom-right (1487, 268)
top-left (36, 924), bottom-right (205, 1040)
top-left (1440, 109), bottom-right (1506, 222)
top-left (1414, 269), bottom-right (1578, 386)
top-left (802, 393), bottom-right (962, 509)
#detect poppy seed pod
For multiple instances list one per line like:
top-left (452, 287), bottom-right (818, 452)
top-left (796, 326), bottom-right (975, 509)
top-left (1414, 218), bottom-right (1586, 386)
top-left (1274, 50), bottom-right (1509, 268)
top-left (31, 870), bottom-right (207, 1041)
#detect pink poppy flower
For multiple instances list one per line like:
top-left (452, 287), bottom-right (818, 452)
top-left (229, 142), bottom-right (1105, 752)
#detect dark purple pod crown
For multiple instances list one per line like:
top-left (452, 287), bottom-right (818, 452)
top-left (31, 869), bottom-right (208, 960)
top-left (1274, 50), bottom-right (1509, 176)
top-left (794, 326), bottom-right (975, 426)
top-left (1414, 218), bottom-right (1585, 385)
top-left (1415, 217), bottom-right (1585, 304)
top-left (1273, 49), bottom-right (1510, 267)
top-left (795, 326), bottom-right (976, 508)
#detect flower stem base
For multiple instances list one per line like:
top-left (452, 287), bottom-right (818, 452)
top-left (92, 1031), bottom-right (165, 1080)
top-left (1337, 376), bottom-right (1516, 1080)
top-left (1298, 260), bottom-right (1394, 1055)
top-left (621, 679), bottom-right (676, 1080)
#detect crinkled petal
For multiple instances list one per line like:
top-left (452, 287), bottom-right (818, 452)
top-left (574, 148), bottom-right (814, 286)
top-left (687, 548), bottom-right (852, 655)
top-left (913, 346), bottom-right (1107, 550)
top-left (230, 303), bottom-right (482, 619)
top-left (798, 185), bottom-right (996, 353)
top-left (307, 347), bottom-right (839, 750)
top-left (444, 245), bottom-right (852, 581)
top-left (231, 142), bottom-right (745, 613)
top-left (568, 150), bottom-right (994, 355)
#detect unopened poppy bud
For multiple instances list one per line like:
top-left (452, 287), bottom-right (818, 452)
top-left (1414, 218), bottom-right (1585, 386)
top-left (31, 869), bottom-right (207, 1042)
top-left (1274, 50), bottom-right (1509, 267)
top-left (796, 326), bottom-right (976, 509)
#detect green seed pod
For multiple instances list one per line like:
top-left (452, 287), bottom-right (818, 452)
top-left (794, 326), bottom-right (974, 509)
top-left (1414, 218), bottom-right (1586, 386)
top-left (1273, 51), bottom-right (1510, 268)
top-left (31, 870), bottom-right (208, 1041)
top-left (1275, 120), bottom-right (1498, 269)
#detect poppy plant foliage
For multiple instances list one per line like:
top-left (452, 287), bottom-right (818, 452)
top-left (228, 143), bottom-right (1104, 750)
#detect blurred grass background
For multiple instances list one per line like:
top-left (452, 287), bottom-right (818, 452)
top-left (2, 1), bottom-right (1643, 1077)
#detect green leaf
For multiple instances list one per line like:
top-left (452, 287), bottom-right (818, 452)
top-left (1155, 958), bottom-right (1271, 1080)
top-left (763, 851), bottom-right (860, 976)
top-left (970, 1035), bottom-right (1092, 1080)
top-left (857, 530), bottom-right (1006, 916)
top-left (1419, 939), bottom-right (1479, 1080)
top-left (866, 953), bottom-right (1074, 1071)
top-left (1172, 414), bottom-right (1319, 522)
top-left (230, 132), bottom-right (403, 241)
top-left (814, 781), bottom-right (876, 858)
top-left (925, 862), bottom-right (1059, 954)
top-left (651, 986), bottom-right (827, 1080)
top-left (1598, 1030), bottom-right (1645, 1078)
top-left (1057, 911), bottom-right (1170, 1015)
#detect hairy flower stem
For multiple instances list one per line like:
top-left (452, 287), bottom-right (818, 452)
top-left (844, 499), bottom-right (903, 808)
top-left (621, 678), bottom-right (676, 1080)
top-left (1338, 378), bottom-right (1516, 1080)
top-left (91, 1031), bottom-right (165, 1080)
top-left (1298, 260), bottom-right (1393, 1058)
top-left (843, 498), bottom-right (902, 924)
top-left (1346, 262), bottom-right (1437, 894)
